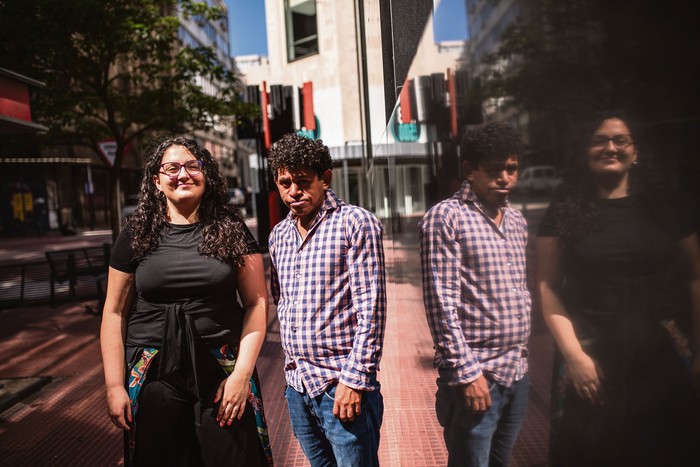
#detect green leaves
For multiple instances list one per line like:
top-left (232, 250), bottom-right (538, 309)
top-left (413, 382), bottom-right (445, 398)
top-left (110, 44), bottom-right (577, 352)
top-left (476, 0), bottom-right (700, 165)
top-left (0, 0), bottom-right (244, 168)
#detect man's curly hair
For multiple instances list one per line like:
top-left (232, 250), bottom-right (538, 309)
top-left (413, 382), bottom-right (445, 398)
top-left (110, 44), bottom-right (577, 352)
top-left (460, 122), bottom-right (524, 167)
top-left (267, 133), bottom-right (332, 180)
top-left (124, 136), bottom-right (249, 268)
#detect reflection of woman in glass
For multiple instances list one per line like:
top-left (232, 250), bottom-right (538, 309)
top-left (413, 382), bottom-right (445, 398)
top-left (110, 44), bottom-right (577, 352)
top-left (100, 137), bottom-right (272, 466)
top-left (536, 113), bottom-right (700, 466)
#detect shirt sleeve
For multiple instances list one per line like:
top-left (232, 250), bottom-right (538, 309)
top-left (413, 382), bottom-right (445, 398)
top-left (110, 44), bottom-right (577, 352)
top-left (419, 203), bottom-right (482, 385)
top-left (536, 201), bottom-right (560, 237)
top-left (238, 218), bottom-right (261, 254)
top-left (339, 209), bottom-right (387, 391)
top-left (109, 224), bottom-right (137, 273)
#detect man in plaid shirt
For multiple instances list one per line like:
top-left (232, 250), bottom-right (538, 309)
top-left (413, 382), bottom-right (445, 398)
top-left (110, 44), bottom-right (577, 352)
top-left (420, 122), bottom-right (531, 467)
top-left (268, 134), bottom-right (386, 467)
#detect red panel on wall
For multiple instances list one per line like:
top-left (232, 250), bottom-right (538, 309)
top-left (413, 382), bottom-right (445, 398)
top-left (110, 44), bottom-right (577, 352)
top-left (0, 75), bottom-right (32, 122)
top-left (301, 81), bottom-right (315, 130)
top-left (261, 81), bottom-right (271, 149)
top-left (399, 79), bottom-right (412, 123)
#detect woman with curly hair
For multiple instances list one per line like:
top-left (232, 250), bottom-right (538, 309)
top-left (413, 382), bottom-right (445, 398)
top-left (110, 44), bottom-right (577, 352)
top-left (100, 137), bottom-right (272, 466)
top-left (536, 113), bottom-right (700, 466)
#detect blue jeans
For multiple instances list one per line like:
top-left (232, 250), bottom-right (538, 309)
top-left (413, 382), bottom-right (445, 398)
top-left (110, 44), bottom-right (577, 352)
top-left (436, 374), bottom-right (530, 467)
top-left (284, 377), bottom-right (383, 467)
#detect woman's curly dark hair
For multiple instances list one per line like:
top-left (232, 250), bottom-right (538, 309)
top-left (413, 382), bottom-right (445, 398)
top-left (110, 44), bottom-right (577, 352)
top-left (267, 133), bottom-right (332, 180)
top-left (552, 111), bottom-right (671, 247)
top-left (460, 121), bottom-right (524, 167)
top-left (124, 136), bottom-right (248, 268)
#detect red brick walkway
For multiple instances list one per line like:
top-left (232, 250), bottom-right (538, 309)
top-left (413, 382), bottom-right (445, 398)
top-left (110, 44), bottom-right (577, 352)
top-left (0, 231), bottom-right (553, 466)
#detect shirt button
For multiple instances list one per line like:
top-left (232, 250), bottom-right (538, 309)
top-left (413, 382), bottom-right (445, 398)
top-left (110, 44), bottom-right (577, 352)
top-left (292, 326), bottom-right (297, 332)
top-left (295, 273), bottom-right (301, 278)
top-left (512, 287), bottom-right (517, 292)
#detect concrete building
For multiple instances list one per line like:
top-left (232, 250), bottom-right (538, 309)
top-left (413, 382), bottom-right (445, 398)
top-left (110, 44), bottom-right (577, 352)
top-left (178, 0), bottom-right (242, 186)
top-left (466, 0), bottom-right (529, 140)
top-left (238, 0), bottom-right (467, 219)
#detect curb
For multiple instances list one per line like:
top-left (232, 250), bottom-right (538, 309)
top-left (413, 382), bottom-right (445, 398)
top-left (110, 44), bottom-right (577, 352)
top-left (0, 376), bottom-right (53, 413)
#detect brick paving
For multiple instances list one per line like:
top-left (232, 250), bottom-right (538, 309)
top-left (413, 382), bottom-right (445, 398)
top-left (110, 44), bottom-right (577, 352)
top-left (0, 210), bottom-right (554, 466)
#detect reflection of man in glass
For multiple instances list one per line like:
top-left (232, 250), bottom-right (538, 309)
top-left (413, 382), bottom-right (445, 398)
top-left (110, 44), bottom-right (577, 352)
top-left (268, 134), bottom-right (387, 466)
top-left (420, 122), bottom-right (531, 467)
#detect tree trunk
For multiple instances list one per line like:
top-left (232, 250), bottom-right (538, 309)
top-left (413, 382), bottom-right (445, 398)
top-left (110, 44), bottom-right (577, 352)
top-left (108, 165), bottom-right (122, 243)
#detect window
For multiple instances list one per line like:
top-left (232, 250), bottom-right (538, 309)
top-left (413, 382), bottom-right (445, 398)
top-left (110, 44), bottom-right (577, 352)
top-left (285, 0), bottom-right (319, 61)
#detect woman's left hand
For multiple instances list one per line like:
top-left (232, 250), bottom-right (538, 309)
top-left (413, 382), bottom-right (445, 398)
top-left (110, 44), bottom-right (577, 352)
top-left (214, 373), bottom-right (251, 427)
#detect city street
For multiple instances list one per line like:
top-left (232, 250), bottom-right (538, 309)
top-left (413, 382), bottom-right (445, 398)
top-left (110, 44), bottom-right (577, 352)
top-left (0, 204), bottom-right (553, 466)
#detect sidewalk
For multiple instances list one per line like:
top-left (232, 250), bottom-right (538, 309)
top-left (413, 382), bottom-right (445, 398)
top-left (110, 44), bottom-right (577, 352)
top-left (0, 226), bottom-right (553, 466)
top-left (0, 229), bottom-right (113, 265)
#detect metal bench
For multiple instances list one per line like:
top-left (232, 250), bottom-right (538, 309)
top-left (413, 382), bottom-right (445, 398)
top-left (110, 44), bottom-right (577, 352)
top-left (44, 243), bottom-right (111, 313)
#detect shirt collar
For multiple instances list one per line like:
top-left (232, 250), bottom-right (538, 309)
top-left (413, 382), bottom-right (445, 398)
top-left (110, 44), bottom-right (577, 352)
top-left (285, 188), bottom-right (344, 227)
top-left (454, 180), bottom-right (511, 222)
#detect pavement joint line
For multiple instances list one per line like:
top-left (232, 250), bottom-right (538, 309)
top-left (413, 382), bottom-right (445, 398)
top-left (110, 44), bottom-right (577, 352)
top-left (0, 376), bottom-right (52, 414)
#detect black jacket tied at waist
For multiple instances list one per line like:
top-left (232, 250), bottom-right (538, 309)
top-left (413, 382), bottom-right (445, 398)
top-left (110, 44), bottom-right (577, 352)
top-left (125, 297), bottom-right (245, 397)
top-left (160, 301), bottom-right (197, 379)
top-left (563, 266), bottom-right (691, 375)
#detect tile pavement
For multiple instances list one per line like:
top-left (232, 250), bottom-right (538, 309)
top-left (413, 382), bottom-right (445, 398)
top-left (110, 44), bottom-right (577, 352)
top-left (0, 220), bottom-right (554, 466)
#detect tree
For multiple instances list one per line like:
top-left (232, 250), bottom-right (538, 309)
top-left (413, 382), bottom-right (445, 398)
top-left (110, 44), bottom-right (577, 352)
top-left (478, 0), bottom-right (700, 172)
top-left (0, 0), bottom-right (255, 239)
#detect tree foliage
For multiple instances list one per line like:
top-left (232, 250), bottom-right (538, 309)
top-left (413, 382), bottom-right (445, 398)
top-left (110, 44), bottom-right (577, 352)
top-left (478, 0), bottom-right (700, 170)
top-left (0, 0), bottom-right (255, 236)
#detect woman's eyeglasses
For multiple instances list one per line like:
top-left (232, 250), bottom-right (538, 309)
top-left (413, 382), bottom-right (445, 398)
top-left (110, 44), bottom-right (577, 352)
top-left (159, 160), bottom-right (203, 177)
top-left (590, 134), bottom-right (633, 148)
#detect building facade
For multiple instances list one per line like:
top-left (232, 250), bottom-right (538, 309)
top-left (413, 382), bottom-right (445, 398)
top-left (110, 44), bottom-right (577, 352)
top-left (0, 2), bottom-right (244, 237)
top-left (178, 0), bottom-right (243, 188)
top-left (465, 0), bottom-right (532, 155)
top-left (238, 0), bottom-right (468, 222)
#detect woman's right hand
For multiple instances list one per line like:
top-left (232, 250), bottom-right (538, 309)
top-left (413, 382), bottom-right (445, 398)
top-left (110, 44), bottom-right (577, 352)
top-left (566, 351), bottom-right (604, 405)
top-left (106, 385), bottom-right (132, 431)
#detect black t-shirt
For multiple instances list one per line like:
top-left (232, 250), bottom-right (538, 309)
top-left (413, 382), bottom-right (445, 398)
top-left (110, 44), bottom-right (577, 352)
top-left (110, 220), bottom-right (259, 361)
top-left (537, 195), bottom-right (692, 339)
top-left (538, 196), bottom-right (689, 276)
top-left (110, 221), bottom-right (258, 302)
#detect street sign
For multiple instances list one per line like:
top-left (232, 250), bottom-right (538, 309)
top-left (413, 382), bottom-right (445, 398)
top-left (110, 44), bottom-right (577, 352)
top-left (97, 140), bottom-right (117, 167)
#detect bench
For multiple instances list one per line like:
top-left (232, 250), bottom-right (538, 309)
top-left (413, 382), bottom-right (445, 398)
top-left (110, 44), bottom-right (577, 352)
top-left (44, 243), bottom-right (111, 313)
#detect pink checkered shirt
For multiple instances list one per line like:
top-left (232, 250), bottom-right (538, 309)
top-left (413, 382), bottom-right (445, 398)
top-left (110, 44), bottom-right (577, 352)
top-left (269, 189), bottom-right (387, 397)
top-left (420, 181), bottom-right (531, 387)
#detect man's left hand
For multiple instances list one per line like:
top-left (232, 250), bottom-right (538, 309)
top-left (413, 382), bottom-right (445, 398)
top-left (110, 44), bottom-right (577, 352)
top-left (332, 383), bottom-right (363, 422)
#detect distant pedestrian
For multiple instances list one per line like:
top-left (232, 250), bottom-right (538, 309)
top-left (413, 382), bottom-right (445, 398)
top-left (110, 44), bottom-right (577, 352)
top-left (100, 137), bottom-right (272, 466)
top-left (268, 133), bottom-right (387, 467)
top-left (420, 122), bottom-right (531, 467)
top-left (536, 112), bottom-right (700, 466)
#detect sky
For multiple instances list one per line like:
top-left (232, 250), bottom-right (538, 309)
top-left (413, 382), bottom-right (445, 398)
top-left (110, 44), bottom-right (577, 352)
top-left (226, 1), bottom-right (268, 56)
top-left (225, 0), bottom-right (468, 57)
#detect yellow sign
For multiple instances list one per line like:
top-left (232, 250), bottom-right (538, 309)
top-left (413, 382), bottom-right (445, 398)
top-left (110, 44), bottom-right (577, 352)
top-left (11, 191), bottom-right (33, 221)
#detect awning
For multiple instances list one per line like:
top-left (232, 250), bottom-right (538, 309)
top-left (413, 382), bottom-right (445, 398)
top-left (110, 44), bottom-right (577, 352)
top-left (0, 114), bottom-right (48, 134)
top-left (0, 157), bottom-right (92, 164)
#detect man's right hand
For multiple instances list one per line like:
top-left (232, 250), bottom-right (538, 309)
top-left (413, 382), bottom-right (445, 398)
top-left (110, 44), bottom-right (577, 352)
top-left (461, 375), bottom-right (492, 414)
